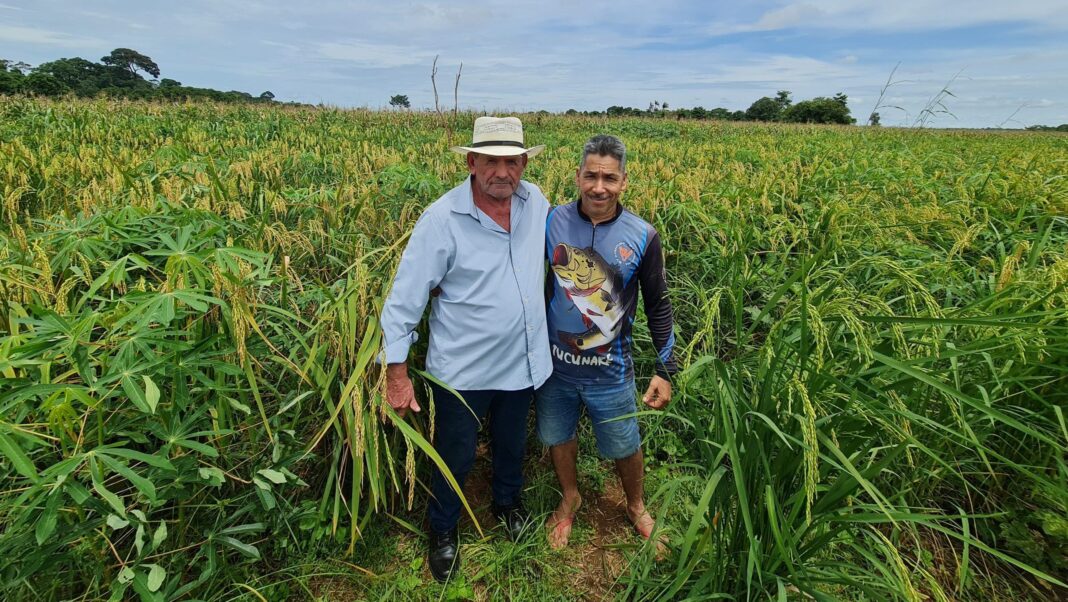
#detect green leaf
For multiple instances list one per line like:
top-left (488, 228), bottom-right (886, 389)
top-left (172, 289), bottom-right (218, 312)
top-left (121, 375), bottom-right (151, 414)
top-left (98, 454), bottom-right (157, 503)
top-left (0, 431), bottom-right (39, 483)
top-left (107, 514), bottom-right (130, 530)
top-left (35, 493), bottom-right (60, 545)
top-left (107, 582), bottom-right (129, 602)
top-left (217, 536), bottom-right (260, 559)
top-left (142, 376), bottom-right (160, 414)
top-left (66, 481), bottom-right (90, 504)
top-left (91, 459), bottom-right (125, 516)
top-left (151, 522), bottom-right (167, 550)
top-left (173, 438), bottom-right (218, 457)
top-left (145, 564), bottom-right (165, 592)
top-left (135, 522), bottom-right (146, 556)
top-left (97, 447), bottom-right (175, 471)
top-left (218, 523), bottom-right (264, 536)
top-left (226, 397), bottom-right (252, 415)
top-left (198, 466), bottom-right (224, 487)
top-left (254, 484), bottom-right (276, 510)
top-left (257, 468), bottom-right (286, 484)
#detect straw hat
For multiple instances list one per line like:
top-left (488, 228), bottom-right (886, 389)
top-left (449, 116), bottom-right (545, 157)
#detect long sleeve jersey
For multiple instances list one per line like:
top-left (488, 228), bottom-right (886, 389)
top-left (545, 199), bottom-right (677, 385)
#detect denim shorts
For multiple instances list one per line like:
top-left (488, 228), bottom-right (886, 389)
top-left (535, 372), bottom-right (640, 460)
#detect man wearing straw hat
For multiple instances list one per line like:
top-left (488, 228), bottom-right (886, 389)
top-left (380, 116), bottom-right (550, 582)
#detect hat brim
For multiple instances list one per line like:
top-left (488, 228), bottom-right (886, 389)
top-left (450, 144), bottom-right (545, 158)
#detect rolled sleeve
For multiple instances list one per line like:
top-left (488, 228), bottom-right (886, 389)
top-left (379, 209), bottom-right (452, 364)
top-left (383, 331), bottom-right (418, 364)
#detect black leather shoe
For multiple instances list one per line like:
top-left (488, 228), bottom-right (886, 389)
top-left (493, 501), bottom-right (529, 541)
top-left (427, 527), bottom-right (459, 582)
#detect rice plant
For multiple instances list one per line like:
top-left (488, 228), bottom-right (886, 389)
top-left (1, 97), bottom-right (1065, 600)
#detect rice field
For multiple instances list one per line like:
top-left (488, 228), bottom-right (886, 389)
top-left (0, 97), bottom-right (1066, 601)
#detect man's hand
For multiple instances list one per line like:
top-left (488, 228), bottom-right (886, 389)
top-left (386, 363), bottom-right (421, 418)
top-left (642, 375), bottom-right (672, 410)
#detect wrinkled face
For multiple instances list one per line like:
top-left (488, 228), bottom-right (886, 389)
top-left (467, 152), bottom-right (528, 202)
top-left (576, 154), bottom-right (627, 222)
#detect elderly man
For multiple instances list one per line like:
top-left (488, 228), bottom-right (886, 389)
top-left (538, 134), bottom-right (677, 550)
top-left (380, 117), bottom-right (551, 582)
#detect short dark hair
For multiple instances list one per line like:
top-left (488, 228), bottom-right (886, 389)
top-left (580, 134), bottom-right (626, 174)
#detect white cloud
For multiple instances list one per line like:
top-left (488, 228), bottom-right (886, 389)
top-left (1, 1), bottom-right (1064, 127)
top-left (317, 41), bottom-right (437, 68)
top-left (261, 40), bottom-right (300, 52)
top-left (713, 0), bottom-right (1068, 34)
top-left (0, 24), bottom-right (99, 46)
top-left (753, 3), bottom-right (827, 30)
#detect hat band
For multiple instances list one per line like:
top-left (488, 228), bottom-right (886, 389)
top-left (471, 140), bottom-right (526, 148)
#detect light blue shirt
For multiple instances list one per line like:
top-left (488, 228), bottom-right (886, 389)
top-left (380, 176), bottom-right (552, 391)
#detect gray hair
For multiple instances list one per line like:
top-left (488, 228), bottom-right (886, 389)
top-left (580, 134), bottom-right (626, 174)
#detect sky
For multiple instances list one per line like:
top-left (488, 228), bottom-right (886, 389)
top-left (2, 1), bottom-right (1067, 128)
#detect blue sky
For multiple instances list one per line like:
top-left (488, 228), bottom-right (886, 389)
top-left (2, 1), bottom-right (1066, 127)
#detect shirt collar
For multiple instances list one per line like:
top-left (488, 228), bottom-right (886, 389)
top-left (451, 175), bottom-right (529, 217)
top-left (575, 197), bottom-right (624, 224)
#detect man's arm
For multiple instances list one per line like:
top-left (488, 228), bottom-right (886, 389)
top-left (636, 230), bottom-right (677, 409)
top-left (380, 210), bottom-right (452, 416)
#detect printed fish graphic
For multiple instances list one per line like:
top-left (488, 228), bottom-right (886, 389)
top-left (551, 243), bottom-right (624, 351)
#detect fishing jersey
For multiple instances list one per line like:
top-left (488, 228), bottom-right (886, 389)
top-left (545, 199), bottom-right (678, 385)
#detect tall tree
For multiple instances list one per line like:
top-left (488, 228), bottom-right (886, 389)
top-left (21, 72), bottom-right (66, 96)
top-left (783, 95), bottom-right (855, 124)
top-left (1, 59), bottom-right (31, 74)
top-left (746, 96), bottom-right (783, 121)
top-left (100, 48), bottom-right (160, 79)
top-left (775, 90), bottom-right (792, 111)
top-left (389, 94), bottom-right (410, 109)
top-left (34, 58), bottom-right (108, 95)
top-left (0, 65), bottom-right (25, 94)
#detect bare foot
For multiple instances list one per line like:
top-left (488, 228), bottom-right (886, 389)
top-left (546, 495), bottom-right (581, 550)
top-left (626, 506), bottom-right (668, 558)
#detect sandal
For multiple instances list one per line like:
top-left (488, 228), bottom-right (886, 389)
top-left (546, 513), bottom-right (576, 549)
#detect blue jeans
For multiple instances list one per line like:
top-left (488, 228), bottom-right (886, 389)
top-left (427, 382), bottom-right (532, 533)
top-left (535, 373), bottom-right (641, 460)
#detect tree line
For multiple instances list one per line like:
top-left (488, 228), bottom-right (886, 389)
top-left (569, 90), bottom-right (857, 125)
top-left (0, 49), bottom-right (275, 104)
top-left (1025, 124), bottom-right (1068, 132)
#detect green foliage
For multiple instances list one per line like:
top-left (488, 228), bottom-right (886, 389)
top-left (746, 96), bottom-right (785, 121)
top-left (0, 205), bottom-right (315, 599)
top-left (606, 105), bottom-right (645, 117)
top-left (783, 93), bottom-right (855, 124)
top-left (1, 99), bottom-right (1066, 600)
top-left (33, 57), bottom-right (109, 94)
top-left (389, 94), bottom-right (410, 109)
top-left (0, 65), bottom-right (25, 94)
top-left (20, 72), bottom-right (67, 96)
top-left (101, 48), bottom-right (161, 79)
top-left (8, 49), bottom-right (273, 104)
top-left (1026, 123), bottom-right (1068, 132)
